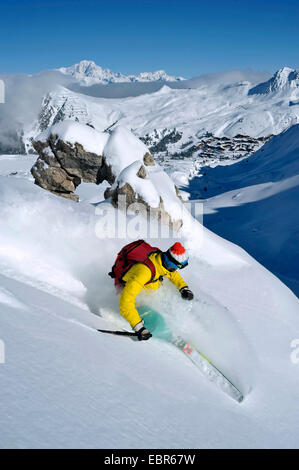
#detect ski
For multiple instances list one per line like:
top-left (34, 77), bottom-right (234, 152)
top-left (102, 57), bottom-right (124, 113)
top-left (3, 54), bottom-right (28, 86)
top-left (173, 336), bottom-right (244, 403)
top-left (97, 307), bottom-right (244, 402)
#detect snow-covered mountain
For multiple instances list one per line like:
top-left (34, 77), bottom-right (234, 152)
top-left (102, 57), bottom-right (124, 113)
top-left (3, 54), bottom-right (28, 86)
top-left (2, 65), bottom-right (299, 162)
top-left (249, 67), bottom-right (299, 95)
top-left (58, 60), bottom-right (186, 86)
top-left (20, 66), bottom-right (298, 169)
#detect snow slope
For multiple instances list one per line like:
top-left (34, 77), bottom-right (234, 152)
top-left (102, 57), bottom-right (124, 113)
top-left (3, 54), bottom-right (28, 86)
top-left (191, 124), bottom-right (299, 297)
top-left (0, 152), bottom-right (299, 448)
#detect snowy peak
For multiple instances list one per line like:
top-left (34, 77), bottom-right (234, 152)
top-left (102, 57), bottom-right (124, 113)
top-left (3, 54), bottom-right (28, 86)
top-left (58, 60), bottom-right (185, 86)
top-left (249, 67), bottom-right (299, 95)
top-left (132, 70), bottom-right (185, 83)
top-left (61, 59), bottom-right (99, 76)
top-left (272, 67), bottom-right (299, 90)
top-left (58, 60), bottom-right (128, 85)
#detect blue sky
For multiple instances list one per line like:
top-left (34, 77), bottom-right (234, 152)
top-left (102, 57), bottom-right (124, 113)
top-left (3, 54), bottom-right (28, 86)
top-left (1, 0), bottom-right (298, 77)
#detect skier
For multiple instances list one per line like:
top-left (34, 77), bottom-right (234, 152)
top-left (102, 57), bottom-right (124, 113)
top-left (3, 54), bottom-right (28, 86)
top-left (109, 240), bottom-right (194, 341)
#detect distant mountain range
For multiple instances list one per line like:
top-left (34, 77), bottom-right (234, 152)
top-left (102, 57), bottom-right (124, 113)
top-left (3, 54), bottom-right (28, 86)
top-left (30, 65), bottom-right (299, 143)
top-left (57, 60), bottom-right (186, 86)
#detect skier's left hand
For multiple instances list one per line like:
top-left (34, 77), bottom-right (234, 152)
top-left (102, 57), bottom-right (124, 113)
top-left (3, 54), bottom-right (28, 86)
top-left (133, 320), bottom-right (152, 341)
top-left (180, 286), bottom-right (194, 300)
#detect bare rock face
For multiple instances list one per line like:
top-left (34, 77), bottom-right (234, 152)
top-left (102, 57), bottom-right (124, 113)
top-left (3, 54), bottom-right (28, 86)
top-left (136, 164), bottom-right (147, 179)
top-left (31, 134), bottom-right (115, 200)
top-left (143, 152), bottom-right (155, 166)
top-left (174, 184), bottom-right (184, 203)
top-left (105, 182), bottom-right (139, 207)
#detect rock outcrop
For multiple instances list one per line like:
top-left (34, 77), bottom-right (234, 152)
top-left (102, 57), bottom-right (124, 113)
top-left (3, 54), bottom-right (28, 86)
top-left (31, 121), bottom-right (184, 231)
top-left (31, 132), bottom-right (114, 201)
top-left (104, 160), bottom-right (183, 231)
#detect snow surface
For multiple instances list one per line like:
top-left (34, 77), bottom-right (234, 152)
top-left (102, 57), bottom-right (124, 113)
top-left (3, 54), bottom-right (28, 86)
top-left (102, 126), bottom-right (149, 175)
top-left (0, 152), bottom-right (299, 448)
top-left (38, 120), bottom-right (109, 155)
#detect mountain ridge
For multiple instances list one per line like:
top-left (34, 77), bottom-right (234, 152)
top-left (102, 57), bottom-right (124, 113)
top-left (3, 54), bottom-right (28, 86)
top-left (249, 66), bottom-right (299, 95)
top-left (58, 59), bottom-right (186, 86)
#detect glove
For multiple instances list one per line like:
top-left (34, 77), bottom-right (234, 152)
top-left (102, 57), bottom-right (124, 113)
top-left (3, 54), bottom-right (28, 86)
top-left (180, 286), bottom-right (194, 301)
top-left (133, 321), bottom-right (152, 341)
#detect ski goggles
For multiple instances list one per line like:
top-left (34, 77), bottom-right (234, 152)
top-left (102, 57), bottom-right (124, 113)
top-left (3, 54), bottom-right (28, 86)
top-left (162, 252), bottom-right (189, 271)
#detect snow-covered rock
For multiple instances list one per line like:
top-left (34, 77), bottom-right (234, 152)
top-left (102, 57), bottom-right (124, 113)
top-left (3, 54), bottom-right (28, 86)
top-left (37, 120), bottom-right (109, 155)
top-left (102, 125), bottom-right (148, 175)
top-left (31, 122), bottom-right (113, 200)
top-left (105, 159), bottom-right (184, 231)
top-left (31, 122), bottom-right (184, 229)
